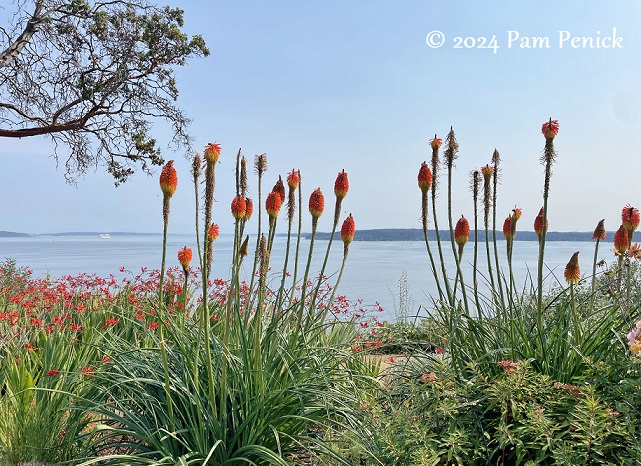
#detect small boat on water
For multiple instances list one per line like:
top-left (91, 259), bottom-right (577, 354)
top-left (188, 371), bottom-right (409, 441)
top-left (99, 233), bottom-right (112, 239)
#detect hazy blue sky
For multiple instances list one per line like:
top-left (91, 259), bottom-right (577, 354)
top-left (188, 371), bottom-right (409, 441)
top-left (3, 1), bottom-right (641, 236)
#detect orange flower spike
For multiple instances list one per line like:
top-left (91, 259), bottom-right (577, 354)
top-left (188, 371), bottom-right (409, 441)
top-left (614, 225), bottom-right (629, 255)
top-left (177, 246), bottom-right (192, 271)
top-left (334, 170), bottom-right (349, 200)
top-left (454, 215), bottom-right (470, 248)
top-left (593, 219), bottom-right (606, 241)
top-left (231, 195), bottom-right (247, 220)
top-left (622, 204), bottom-right (640, 236)
top-left (272, 177), bottom-right (286, 203)
top-left (203, 142), bottom-right (221, 163)
top-left (265, 191), bottom-right (282, 218)
top-left (287, 169), bottom-right (300, 189)
top-left (417, 162), bottom-right (432, 193)
top-left (429, 136), bottom-right (442, 150)
top-left (244, 197), bottom-right (254, 221)
top-left (564, 251), bottom-right (580, 285)
top-left (159, 160), bottom-right (178, 197)
top-left (480, 164), bottom-right (493, 181)
top-left (541, 119), bottom-right (560, 139)
top-left (534, 208), bottom-right (548, 239)
top-left (207, 223), bottom-right (220, 241)
top-left (309, 188), bottom-right (325, 219)
top-left (341, 214), bottom-right (355, 244)
top-left (503, 216), bottom-right (514, 240)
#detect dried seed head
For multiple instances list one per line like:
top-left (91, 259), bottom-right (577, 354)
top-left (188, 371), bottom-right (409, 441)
top-left (191, 152), bottom-right (202, 180)
top-left (240, 156), bottom-right (248, 196)
top-left (239, 236), bottom-right (249, 257)
top-left (272, 176), bottom-right (285, 203)
top-left (254, 153), bottom-right (268, 176)
top-left (444, 127), bottom-right (458, 168)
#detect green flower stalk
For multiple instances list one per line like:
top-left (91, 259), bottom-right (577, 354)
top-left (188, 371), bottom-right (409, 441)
top-left (328, 214), bottom-right (355, 307)
top-left (159, 160), bottom-right (177, 306)
top-left (490, 149), bottom-right (506, 311)
top-left (249, 153), bottom-right (267, 293)
top-left (419, 160), bottom-right (444, 301)
top-left (301, 188), bottom-right (324, 303)
top-left (481, 163), bottom-right (497, 301)
top-left (470, 169), bottom-right (482, 313)
top-left (277, 169), bottom-right (300, 308)
top-left (203, 143), bottom-right (221, 280)
top-left (564, 251), bottom-right (581, 342)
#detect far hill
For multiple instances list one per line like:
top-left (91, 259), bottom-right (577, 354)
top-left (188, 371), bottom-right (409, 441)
top-left (0, 231), bottom-right (31, 237)
top-left (311, 229), bottom-right (603, 242)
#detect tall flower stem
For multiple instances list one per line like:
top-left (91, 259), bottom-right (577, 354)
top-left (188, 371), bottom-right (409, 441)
top-left (290, 174), bottom-right (304, 302)
top-left (249, 155), bottom-right (267, 294)
top-left (470, 170), bottom-right (482, 316)
top-left (490, 151), bottom-right (506, 313)
top-left (277, 170), bottom-right (300, 309)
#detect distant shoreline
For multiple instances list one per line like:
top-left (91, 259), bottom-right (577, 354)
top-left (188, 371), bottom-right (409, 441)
top-left (1, 229), bottom-right (611, 242)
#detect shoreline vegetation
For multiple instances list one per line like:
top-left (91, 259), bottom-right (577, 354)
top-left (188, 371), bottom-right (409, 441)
top-left (1, 228), bottom-right (614, 242)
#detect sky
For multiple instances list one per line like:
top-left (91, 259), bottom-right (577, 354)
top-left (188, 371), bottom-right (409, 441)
top-left (3, 1), bottom-right (641, 236)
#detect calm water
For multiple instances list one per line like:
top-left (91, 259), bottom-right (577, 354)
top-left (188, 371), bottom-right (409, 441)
top-left (1, 234), bottom-right (610, 321)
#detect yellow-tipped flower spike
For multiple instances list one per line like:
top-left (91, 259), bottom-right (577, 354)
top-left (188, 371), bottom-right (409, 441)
top-left (341, 214), bottom-right (355, 244)
top-left (417, 162), bottom-right (432, 193)
top-left (204, 142), bottom-right (221, 163)
top-left (287, 169), bottom-right (300, 189)
top-left (265, 191), bottom-right (282, 218)
top-left (614, 225), bottom-right (629, 255)
top-left (177, 246), bottom-right (192, 273)
top-left (564, 251), bottom-right (580, 285)
top-left (334, 170), bottom-right (349, 200)
top-left (159, 160), bottom-right (178, 197)
top-left (454, 215), bottom-right (470, 248)
top-left (231, 196), bottom-right (247, 220)
top-left (541, 119), bottom-right (559, 140)
top-left (207, 223), bottom-right (219, 242)
top-left (244, 197), bottom-right (254, 221)
top-left (622, 204), bottom-right (640, 238)
top-left (429, 135), bottom-right (442, 150)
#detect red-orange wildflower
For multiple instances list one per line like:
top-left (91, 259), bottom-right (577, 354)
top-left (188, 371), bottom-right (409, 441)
top-left (622, 204), bottom-right (640, 237)
top-left (503, 216), bottom-right (514, 240)
top-left (207, 223), bottom-right (220, 241)
top-left (593, 219), bottom-right (606, 241)
top-left (429, 136), bottom-right (442, 150)
top-left (265, 191), bottom-right (282, 218)
top-left (177, 246), bottom-right (192, 271)
top-left (159, 160), bottom-right (178, 197)
top-left (244, 197), bottom-right (254, 220)
top-left (272, 177), bottom-right (286, 203)
top-left (629, 243), bottom-right (641, 260)
top-left (231, 196), bottom-right (247, 220)
top-left (334, 170), bottom-right (349, 200)
top-left (46, 368), bottom-right (59, 377)
top-left (564, 251), bottom-right (580, 285)
top-left (341, 214), bottom-right (355, 244)
top-left (534, 208), bottom-right (548, 239)
top-left (454, 215), bottom-right (470, 248)
top-left (81, 366), bottom-right (95, 378)
top-left (541, 119), bottom-right (559, 139)
top-left (287, 169), bottom-right (300, 189)
top-left (417, 162), bottom-right (432, 193)
top-left (203, 142), bottom-right (221, 163)
top-left (614, 225), bottom-right (629, 255)
top-left (309, 188), bottom-right (325, 218)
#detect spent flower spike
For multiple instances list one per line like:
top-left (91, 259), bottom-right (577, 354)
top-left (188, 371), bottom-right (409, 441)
top-left (272, 176), bottom-right (286, 203)
top-left (593, 219), bottom-right (606, 241)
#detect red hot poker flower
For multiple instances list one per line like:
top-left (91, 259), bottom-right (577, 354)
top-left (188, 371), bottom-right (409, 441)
top-left (309, 188), bottom-right (325, 219)
top-left (541, 119), bottom-right (559, 139)
top-left (272, 177), bottom-right (286, 203)
top-left (287, 169), bottom-right (300, 189)
top-left (159, 160), bottom-right (178, 197)
top-left (454, 215), bottom-right (470, 248)
top-left (564, 251), bottom-right (580, 285)
top-left (622, 204), bottom-right (640, 237)
top-left (244, 197), bottom-right (254, 220)
top-left (614, 225), bottom-right (629, 255)
top-left (417, 162), bottom-right (432, 193)
top-left (593, 219), bottom-right (606, 241)
top-left (341, 214), bottom-right (355, 244)
top-left (204, 142), bottom-right (221, 163)
top-left (207, 223), bottom-right (220, 241)
top-left (534, 208), bottom-right (548, 239)
top-left (334, 170), bottom-right (349, 200)
top-left (177, 247), bottom-right (192, 271)
top-left (231, 196), bottom-right (247, 220)
top-left (265, 191), bottom-right (282, 218)
top-left (480, 164), bottom-right (493, 181)
top-left (503, 216), bottom-right (514, 240)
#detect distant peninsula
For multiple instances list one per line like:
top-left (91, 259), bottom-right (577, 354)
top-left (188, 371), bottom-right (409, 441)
top-left (310, 229), bottom-right (604, 242)
top-left (0, 231), bottom-right (31, 237)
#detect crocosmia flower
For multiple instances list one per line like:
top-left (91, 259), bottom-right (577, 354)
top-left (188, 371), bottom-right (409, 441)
top-left (334, 170), bottom-right (349, 200)
top-left (204, 142), bottom-right (221, 163)
top-left (564, 251), bottom-right (580, 285)
top-left (541, 119), bottom-right (559, 139)
top-left (231, 196), bottom-right (247, 220)
top-left (341, 214), bottom-right (355, 244)
top-left (417, 162), bottom-right (432, 193)
top-left (159, 160), bottom-right (178, 197)
top-left (265, 191), bottom-right (282, 218)
top-left (309, 188), bottom-right (325, 219)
